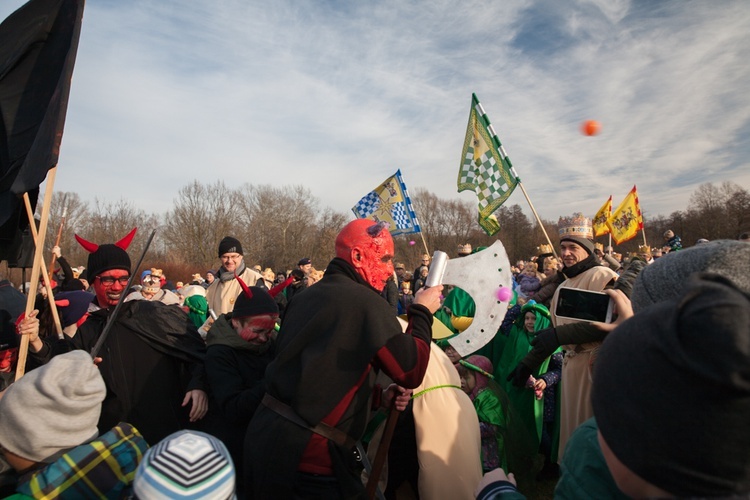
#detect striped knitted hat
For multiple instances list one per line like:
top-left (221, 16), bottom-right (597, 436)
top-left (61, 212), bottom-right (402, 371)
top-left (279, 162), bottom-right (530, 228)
top-left (133, 430), bottom-right (235, 499)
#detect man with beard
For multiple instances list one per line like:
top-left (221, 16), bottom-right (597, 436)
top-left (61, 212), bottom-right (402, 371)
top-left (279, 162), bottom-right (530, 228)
top-left (508, 213), bottom-right (618, 454)
top-left (244, 219), bottom-right (442, 499)
top-left (206, 236), bottom-right (262, 315)
top-left (28, 229), bottom-right (208, 445)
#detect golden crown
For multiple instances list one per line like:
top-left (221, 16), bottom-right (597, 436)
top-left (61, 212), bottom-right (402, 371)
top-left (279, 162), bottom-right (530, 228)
top-left (638, 244), bottom-right (651, 254)
top-left (536, 244), bottom-right (553, 254)
top-left (558, 213), bottom-right (593, 239)
top-left (594, 242), bottom-right (604, 251)
top-left (458, 243), bottom-right (473, 255)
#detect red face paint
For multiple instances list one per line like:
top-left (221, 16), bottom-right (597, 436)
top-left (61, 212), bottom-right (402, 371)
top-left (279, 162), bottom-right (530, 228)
top-left (93, 269), bottom-right (130, 309)
top-left (335, 219), bottom-right (395, 292)
top-left (233, 314), bottom-right (277, 345)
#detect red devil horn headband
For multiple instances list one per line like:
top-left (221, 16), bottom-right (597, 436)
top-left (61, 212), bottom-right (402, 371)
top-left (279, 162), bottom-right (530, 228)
top-left (235, 273), bottom-right (253, 299)
top-left (75, 228), bottom-right (138, 254)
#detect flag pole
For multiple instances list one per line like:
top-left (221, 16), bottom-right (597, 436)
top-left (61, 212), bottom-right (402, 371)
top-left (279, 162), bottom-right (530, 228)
top-left (514, 180), bottom-right (558, 259)
top-left (418, 232), bottom-right (430, 257)
top-left (23, 194), bottom-right (64, 340)
top-left (48, 194), bottom-right (68, 277)
top-left (16, 166), bottom-right (58, 380)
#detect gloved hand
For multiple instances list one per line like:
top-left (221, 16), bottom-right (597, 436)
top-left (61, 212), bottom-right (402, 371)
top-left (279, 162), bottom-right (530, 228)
top-left (530, 328), bottom-right (560, 358)
top-left (507, 362), bottom-right (532, 388)
top-left (517, 327), bottom-right (559, 373)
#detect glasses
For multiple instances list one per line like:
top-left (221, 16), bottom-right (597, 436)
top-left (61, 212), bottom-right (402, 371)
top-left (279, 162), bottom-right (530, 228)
top-left (97, 275), bottom-right (130, 286)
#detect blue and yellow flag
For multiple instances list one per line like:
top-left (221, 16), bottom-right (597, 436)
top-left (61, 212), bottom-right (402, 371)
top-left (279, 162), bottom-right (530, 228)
top-left (458, 93), bottom-right (519, 235)
top-left (351, 170), bottom-right (421, 236)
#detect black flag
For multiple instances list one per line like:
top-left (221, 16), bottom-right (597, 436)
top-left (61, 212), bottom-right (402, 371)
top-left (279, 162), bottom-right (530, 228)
top-left (0, 0), bottom-right (84, 260)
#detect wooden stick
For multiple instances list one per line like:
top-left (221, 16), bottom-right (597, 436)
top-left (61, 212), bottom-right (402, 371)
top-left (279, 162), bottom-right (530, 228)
top-left (23, 195), bottom-right (64, 341)
top-left (365, 406), bottom-right (400, 499)
top-left (419, 231), bottom-right (430, 257)
top-left (515, 180), bottom-right (558, 259)
top-left (48, 194), bottom-right (68, 277)
top-left (16, 166), bottom-right (57, 380)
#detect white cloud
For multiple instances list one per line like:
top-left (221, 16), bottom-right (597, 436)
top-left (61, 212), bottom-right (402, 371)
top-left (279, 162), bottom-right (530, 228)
top-left (2, 0), bottom-right (749, 225)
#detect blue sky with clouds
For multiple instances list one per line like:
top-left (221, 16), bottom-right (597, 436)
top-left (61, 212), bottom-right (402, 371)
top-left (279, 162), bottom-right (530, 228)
top-left (3, 0), bottom-right (750, 223)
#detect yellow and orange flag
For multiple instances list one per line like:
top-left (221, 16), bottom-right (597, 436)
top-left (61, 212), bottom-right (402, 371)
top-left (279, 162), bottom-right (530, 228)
top-left (592, 196), bottom-right (612, 237)
top-left (606, 186), bottom-right (643, 244)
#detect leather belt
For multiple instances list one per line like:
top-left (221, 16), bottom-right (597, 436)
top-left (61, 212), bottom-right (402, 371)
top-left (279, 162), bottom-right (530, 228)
top-left (261, 393), bottom-right (357, 449)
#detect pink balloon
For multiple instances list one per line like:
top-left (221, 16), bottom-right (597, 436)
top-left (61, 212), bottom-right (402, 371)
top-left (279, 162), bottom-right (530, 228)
top-left (496, 287), bottom-right (512, 302)
top-left (409, 240), bottom-right (416, 245)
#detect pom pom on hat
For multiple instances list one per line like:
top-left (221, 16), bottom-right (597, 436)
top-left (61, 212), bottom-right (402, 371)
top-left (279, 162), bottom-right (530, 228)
top-left (0, 351), bottom-right (105, 463)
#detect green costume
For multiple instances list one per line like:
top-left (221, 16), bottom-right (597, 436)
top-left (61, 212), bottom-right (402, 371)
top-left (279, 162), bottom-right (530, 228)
top-left (435, 286), bottom-right (475, 334)
top-left (474, 387), bottom-right (508, 472)
top-left (496, 302), bottom-right (562, 462)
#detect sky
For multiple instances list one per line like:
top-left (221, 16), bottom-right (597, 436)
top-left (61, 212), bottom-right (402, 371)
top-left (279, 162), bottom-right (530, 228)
top-left (3, 0), bottom-right (750, 224)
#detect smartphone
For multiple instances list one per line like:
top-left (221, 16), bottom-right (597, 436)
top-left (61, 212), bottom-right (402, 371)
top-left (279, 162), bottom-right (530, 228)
top-left (555, 287), bottom-right (613, 323)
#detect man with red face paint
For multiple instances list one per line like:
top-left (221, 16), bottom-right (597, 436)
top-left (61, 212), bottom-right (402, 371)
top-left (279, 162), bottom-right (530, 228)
top-left (245, 219), bottom-right (443, 499)
top-left (204, 279), bottom-right (288, 497)
top-left (28, 230), bottom-right (210, 446)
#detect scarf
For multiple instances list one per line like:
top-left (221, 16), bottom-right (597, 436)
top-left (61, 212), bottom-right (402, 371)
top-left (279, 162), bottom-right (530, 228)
top-left (218, 261), bottom-right (246, 282)
top-left (561, 254), bottom-right (601, 280)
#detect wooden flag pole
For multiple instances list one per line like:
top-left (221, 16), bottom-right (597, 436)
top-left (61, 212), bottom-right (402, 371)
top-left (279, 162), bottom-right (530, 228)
top-left (48, 194), bottom-right (68, 277)
top-left (23, 195), bottom-right (64, 341)
top-left (515, 180), bottom-right (558, 259)
top-left (418, 232), bottom-right (430, 257)
top-left (16, 166), bottom-right (58, 381)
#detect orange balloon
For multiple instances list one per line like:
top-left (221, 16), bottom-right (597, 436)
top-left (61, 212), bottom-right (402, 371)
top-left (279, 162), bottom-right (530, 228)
top-left (582, 120), bottom-right (601, 136)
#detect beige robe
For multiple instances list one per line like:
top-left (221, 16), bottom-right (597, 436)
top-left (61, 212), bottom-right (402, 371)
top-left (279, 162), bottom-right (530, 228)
top-left (205, 266), bottom-right (261, 315)
top-left (550, 265), bottom-right (618, 455)
top-left (413, 344), bottom-right (483, 499)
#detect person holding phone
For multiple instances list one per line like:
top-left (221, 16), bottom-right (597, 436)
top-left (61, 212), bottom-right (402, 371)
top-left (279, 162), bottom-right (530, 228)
top-left (507, 213), bottom-right (618, 455)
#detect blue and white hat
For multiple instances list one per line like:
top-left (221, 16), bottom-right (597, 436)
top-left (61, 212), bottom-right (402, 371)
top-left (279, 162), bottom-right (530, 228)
top-left (133, 430), bottom-right (235, 499)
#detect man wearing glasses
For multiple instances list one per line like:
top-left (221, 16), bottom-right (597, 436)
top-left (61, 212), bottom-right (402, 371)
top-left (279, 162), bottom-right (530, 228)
top-left (27, 230), bottom-right (208, 445)
top-left (206, 236), bottom-right (262, 315)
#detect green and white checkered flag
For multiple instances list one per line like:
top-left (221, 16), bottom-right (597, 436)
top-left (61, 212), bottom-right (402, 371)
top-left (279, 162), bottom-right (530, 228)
top-left (458, 93), bottom-right (519, 235)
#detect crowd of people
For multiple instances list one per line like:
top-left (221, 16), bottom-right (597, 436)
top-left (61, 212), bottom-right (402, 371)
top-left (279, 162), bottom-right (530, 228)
top-left (0, 216), bottom-right (748, 499)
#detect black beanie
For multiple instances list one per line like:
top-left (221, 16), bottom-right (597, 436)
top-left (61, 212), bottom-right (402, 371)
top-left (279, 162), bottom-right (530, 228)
top-left (559, 235), bottom-right (594, 255)
top-left (593, 273), bottom-right (750, 497)
top-left (232, 286), bottom-right (278, 320)
top-left (218, 236), bottom-right (243, 257)
top-left (86, 244), bottom-right (131, 279)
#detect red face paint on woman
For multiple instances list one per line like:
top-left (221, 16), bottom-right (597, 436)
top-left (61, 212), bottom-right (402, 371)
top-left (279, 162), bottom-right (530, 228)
top-left (335, 220), bottom-right (395, 292)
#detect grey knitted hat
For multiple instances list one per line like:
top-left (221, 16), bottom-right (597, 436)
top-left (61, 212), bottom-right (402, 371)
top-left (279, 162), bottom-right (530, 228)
top-left (631, 239), bottom-right (750, 313)
top-left (594, 274), bottom-right (750, 497)
top-left (0, 350), bottom-right (105, 463)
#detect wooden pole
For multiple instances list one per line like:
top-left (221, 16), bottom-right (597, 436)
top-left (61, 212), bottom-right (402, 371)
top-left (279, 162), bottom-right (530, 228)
top-left (16, 166), bottom-right (57, 381)
top-left (515, 180), bottom-right (558, 259)
top-left (23, 195), bottom-right (64, 340)
top-left (48, 194), bottom-right (68, 277)
top-left (365, 407), bottom-right (400, 499)
top-left (419, 231), bottom-right (430, 257)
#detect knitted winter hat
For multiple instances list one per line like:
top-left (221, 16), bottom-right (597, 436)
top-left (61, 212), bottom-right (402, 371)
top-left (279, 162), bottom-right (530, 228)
top-left (184, 295), bottom-right (209, 330)
top-left (218, 236), bottom-right (243, 257)
top-left (298, 257), bottom-right (311, 266)
top-left (232, 283), bottom-right (278, 320)
top-left (133, 430), bottom-right (235, 500)
top-left (593, 273), bottom-right (750, 497)
top-left (54, 291), bottom-right (94, 328)
top-left (75, 229), bottom-right (135, 280)
top-left (0, 350), bottom-right (105, 463)
top-left (631, 239), bottom-right (750, 313)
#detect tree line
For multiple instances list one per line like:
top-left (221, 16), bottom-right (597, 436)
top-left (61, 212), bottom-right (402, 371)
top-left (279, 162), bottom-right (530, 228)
top-left (4, 180), bottom-right (748, 286)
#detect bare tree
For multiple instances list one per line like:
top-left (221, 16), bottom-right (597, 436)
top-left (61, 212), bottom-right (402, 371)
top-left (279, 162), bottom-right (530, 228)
top-left (163, 181), bottom-right (236, 269)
